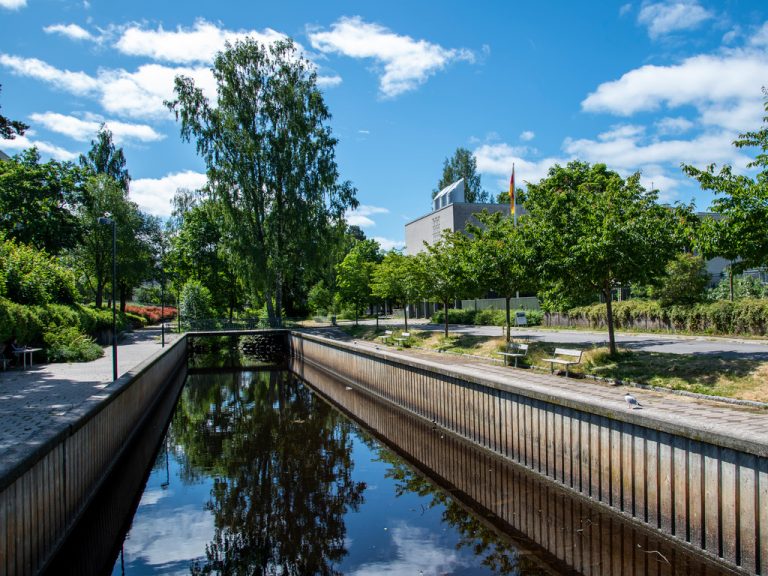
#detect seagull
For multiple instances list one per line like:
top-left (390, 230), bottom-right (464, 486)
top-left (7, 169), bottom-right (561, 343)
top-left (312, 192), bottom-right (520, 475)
top-left (625, 393), bottom-right (642, 409)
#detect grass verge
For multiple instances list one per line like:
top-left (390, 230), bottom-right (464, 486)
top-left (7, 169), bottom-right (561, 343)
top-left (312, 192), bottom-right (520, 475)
top-left (339, 326), bottom-right (768, 402)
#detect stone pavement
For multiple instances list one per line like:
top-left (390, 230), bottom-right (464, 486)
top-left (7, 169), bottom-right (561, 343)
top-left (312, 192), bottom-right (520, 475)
top-left (0, 327), bottom-right (177, 478)
top-left (2, 326), bottom-right (767, 483)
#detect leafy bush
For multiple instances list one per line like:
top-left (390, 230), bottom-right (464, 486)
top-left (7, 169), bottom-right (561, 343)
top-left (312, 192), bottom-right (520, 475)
top-left (432, 308), bottom-right (477, 325)
top-left (708, 275), bottom-right (768, 300)
top-left (0, 238), bottom-right (78, 305)
top-left (567, 298), bottom-right (768, 336)
top-left (44, 327), bottom-right (103, 362)
top-left (432, 307), bottom-right (542, 327)
top-left (475, 309), bottom-right (507, 326)
top-left (180, 280), bottom-right (214, 327)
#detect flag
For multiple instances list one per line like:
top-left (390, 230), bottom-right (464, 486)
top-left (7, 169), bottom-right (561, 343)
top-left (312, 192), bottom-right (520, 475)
top-left (509, 164), bottom-right (515, 215)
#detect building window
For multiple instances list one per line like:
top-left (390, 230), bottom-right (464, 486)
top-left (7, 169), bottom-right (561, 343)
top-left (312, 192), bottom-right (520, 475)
top-left (432, 216), bottom-right (441, 243)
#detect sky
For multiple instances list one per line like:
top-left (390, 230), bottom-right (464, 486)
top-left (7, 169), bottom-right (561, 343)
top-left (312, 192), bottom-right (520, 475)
top-left (1, 0), bottom-right (767, 251)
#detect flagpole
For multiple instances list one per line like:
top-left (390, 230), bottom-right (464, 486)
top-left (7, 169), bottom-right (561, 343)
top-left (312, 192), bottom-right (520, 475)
top-left (510, 163), bottom-right (517, 228)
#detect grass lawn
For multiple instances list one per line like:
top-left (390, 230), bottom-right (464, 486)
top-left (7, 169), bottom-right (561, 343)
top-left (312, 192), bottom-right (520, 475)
top-left (338, 325), bottom-right (768, 403)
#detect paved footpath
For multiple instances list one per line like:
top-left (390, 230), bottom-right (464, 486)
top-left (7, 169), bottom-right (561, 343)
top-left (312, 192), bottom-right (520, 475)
top-left (0, 327), bottom-right (177, 476)
top-left (2, 327), bottom-right (767, 482)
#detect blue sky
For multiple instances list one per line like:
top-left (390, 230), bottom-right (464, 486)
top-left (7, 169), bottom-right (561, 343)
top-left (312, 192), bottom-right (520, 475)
top-left (1, 0), bottom-right (767, 250)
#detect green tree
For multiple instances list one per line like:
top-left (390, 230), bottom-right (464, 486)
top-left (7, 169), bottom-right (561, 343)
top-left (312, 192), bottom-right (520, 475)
top-left (421, 231), bottom-right (473, 337)
top-left (466, 211), bottom-right (537, 341)
top-left (0, 148), bottom-right (83, 253)
top-left (336, 239), bottom-right (381, 325)
top-left (79, 125), bottom-right (130, 192)
top-left (180, 280), bottom-right (214, 327)
top-left (371, 251), bottom-right (426, 332)
top-left (434, 147), bottom-right (487, 203)
top-left (166, 38), bottom-right (357, 327)
top-left (0, 84), bottom-right (28, 140)
top-left (683, 93), bottom-right (768, 299)
top-left (708, 273), bottom-right (768, 300)
top-left (526, 161), bottom-right (679, 355)
top-left (653, 252), bottom-right (710, 306)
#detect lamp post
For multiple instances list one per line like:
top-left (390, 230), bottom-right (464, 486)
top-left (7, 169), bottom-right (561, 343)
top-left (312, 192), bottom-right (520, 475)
top-left (98, 216), bottom-right (118, 382)
top-left (160, 240), bottom-right (165, 347)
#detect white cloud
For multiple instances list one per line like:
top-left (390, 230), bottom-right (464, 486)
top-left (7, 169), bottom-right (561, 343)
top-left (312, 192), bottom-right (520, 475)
top-left (0, 134), bottom-right (77, 160)
top-left (637, 1), bottom-right (713, 38)
top-left (655, 116), bottom-right (694, 135)
top-left (0, 54), bottom-right (100, 95)
top-left (1, 54), bottom-right (216, 120)
top-left (619, 3), bottom-right (633, 16)
top-left (345, 205), bottom-right (389, 228)
top-left (115, 19), bottom-right (287, 64)
top-left (29, 112), bottom-right (164, 144)
top-left (373, 236), bottom-right (405, 251)
top-left (750, 22), bottom-right (768, 47)
top-left (130, 171), bottom-right (208, 216)
top-left (581, 52), bottom-right (768, 133)
top-left (309, 16), bottom-right (474, 98)
top-left (44, 23), bottom-right (95, 41)
top-left (519, 130), bottom-right (535, 141)
top-left (473, 143), bottom-right (565, 187)
top-left (0, 0), bottom-right (26, 9)
top-left (316, 74), bottom-right (343, 88)
top-left (598, 124), bottom-right (645, 141)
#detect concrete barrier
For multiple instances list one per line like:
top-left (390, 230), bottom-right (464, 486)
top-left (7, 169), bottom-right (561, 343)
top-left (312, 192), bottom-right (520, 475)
top-left (289, 331), bottom-right (768, 575)
top-left (0, 337), bottom-right (187, 576)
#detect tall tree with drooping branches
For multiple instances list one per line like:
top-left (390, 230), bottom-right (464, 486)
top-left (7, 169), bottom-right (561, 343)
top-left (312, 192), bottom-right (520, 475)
top-left (166, 38), bottom-right (357, 326)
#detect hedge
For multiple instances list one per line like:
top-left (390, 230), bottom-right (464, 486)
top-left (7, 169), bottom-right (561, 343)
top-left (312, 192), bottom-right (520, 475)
top-left (432, 308), bottom-right (543, 327)
top-left (566, 299), bottom-right (768, 336)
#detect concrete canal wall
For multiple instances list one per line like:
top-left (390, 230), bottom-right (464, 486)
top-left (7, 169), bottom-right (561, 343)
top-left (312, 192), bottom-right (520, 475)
top-left (290, 332), bottom-right (768, 575)
top-left (0, 337), bottom-right (187, 576)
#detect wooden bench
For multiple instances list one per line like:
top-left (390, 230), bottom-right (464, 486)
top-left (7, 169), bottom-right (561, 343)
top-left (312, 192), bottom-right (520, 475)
top-left (496, 342), bottom-right (528, 368)
top-left (393, 332), bottom-right (411, 346)
top-left (377, 330), bottom-right (393, 343)
top-left (542, 347), bottom-right (582, 377)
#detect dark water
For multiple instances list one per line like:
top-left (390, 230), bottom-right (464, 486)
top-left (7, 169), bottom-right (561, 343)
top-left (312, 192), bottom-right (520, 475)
top-left (108, 370), bottom-right (539, 575)
top-left (47, 361), bottom-right (739, 575)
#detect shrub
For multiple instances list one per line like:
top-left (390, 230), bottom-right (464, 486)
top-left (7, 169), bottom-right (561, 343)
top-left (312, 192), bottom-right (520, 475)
top-left (44, 327), bottom-right (103, 362)
top-left (180, 280), bottom-right (214, 327)
top-left (0, 238), bottom-right (78, 305)
top-left (432, 308), bottom-right (476, 325)
top-left (475, 308), bottom-right (506, 326)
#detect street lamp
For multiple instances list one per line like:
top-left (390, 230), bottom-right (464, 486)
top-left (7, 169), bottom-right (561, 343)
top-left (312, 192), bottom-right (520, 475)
top-left (160, 240), bottom-right (165, 347)
top-left (98, 215), bottom-right (118, 382)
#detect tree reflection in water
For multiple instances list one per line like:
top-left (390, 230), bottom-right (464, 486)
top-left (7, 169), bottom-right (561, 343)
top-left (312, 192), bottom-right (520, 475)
top-left (170, 370), bottom-right (366, 575)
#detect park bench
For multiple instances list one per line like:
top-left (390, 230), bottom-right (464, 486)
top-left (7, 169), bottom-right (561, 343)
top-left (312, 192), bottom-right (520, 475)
top-left (542, 347), bottom-right (582, 378)
top-left (496, 342), bottom-right (528, 368)
top-left (393, 332), bottom-right (411, 346)
top-left (377, 330), bottom-right (393, 344)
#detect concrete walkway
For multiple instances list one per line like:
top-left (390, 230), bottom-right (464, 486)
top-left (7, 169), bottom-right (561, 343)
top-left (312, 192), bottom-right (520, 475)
top-left (2, 326), bottom-right (767, 481)
top-left (0, 327), bottom-right (177, 475)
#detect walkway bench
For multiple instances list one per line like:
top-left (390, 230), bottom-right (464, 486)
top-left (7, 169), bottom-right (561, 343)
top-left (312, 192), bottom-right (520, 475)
top-left (542, 347), bottom-right (582, 378)
top-left (377, 330), bottom-right (393, 344)
top-left (393, 332), bottom-right (411, 346)
top-left (497, 342), bottom-right (528, 368)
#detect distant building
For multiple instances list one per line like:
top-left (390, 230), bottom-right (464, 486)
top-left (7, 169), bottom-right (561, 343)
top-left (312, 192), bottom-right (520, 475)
top-left (0, 150), bottom-right (9, 161)
top-left (405, 179), bottom-right (519, 256)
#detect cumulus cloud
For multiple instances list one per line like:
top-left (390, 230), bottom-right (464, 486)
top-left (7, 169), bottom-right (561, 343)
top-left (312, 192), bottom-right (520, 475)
top-left (519, 130), bottom-right (535, 141)
top-left (0, 0), bottom-right (26, 9)
top-left (0, 134), bottom-right (77, 160)
top-left (1, 54), bottom-right (216, 119)
top-left (0, 54), bottom-right (100, 95)
top-left (29, 112), bottom-right (164, 144)
top-left (308, 16), bottom-right (474, 98)
top-left (345, 205), bottom-right (389, 228)
top-left (43, 23), bottom-right (95, 41)
top-left (637, 1), bottom-right (713, 38)
top-left (372, 236), bottom-right (405, 251)
top-left (581, 53), bottom-right (768, 132)
top-left (473, 143), bottom-right (564, 187)
top-left (115, 19), bottom-right (287, 64)
top-left (655, 116), bottom-right (694, 135)
top-left (130, 171), bottom-right (208, 216)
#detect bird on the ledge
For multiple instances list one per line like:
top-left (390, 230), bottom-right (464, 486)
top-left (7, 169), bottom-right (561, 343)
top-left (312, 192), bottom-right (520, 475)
top-left (624, 393), bottom-right (642, 409)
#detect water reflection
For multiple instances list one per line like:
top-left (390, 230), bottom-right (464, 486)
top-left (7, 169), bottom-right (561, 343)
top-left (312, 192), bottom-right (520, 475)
top-left (170, 370), bottom-right (366, 575)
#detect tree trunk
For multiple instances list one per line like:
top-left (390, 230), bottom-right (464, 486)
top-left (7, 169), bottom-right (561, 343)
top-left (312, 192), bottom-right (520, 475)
top-left (729, 265), bottom-right (734, 302)
top-left (604, 283), bottom-right (617, 356)
top-left (403, 302), bottom-right (409, 332)
top-left (95, 280), bottom-right (104, 309)
top-left (505, 296), bottom-right (511, 342)
top-left (275, 275), bottom-right (283, 328)
top-left (265, 290), bottom-right (276, 327)
top-left (444, 299), bottom-right (449, 338)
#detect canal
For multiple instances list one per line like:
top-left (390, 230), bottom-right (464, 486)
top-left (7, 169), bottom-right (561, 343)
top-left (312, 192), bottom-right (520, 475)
top-left (44, 356), bottom-right (741, 575)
